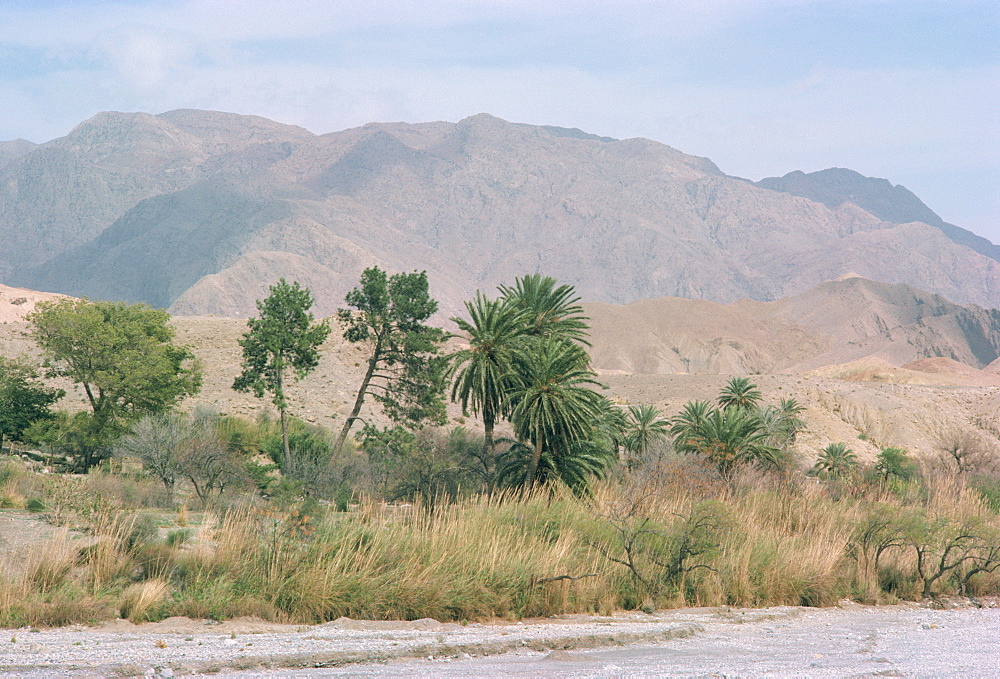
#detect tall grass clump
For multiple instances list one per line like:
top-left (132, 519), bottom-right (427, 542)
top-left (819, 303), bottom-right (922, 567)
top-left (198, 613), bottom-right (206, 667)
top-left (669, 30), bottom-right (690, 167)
top-left (2, 444), bottom-right (1000, 628)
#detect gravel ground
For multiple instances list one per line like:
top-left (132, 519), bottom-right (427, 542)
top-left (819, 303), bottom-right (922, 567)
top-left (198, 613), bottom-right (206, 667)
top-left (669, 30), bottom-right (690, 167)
top-left (2, 602), bottom-right (998, 677)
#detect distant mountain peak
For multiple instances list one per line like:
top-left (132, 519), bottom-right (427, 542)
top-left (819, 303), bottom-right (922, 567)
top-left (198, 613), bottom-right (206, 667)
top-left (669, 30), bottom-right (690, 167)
top-left (756, 168), bottom-right (1000, 263)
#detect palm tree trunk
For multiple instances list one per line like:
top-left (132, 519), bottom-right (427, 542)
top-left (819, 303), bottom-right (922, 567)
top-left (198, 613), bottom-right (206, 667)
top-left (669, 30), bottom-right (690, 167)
top-left (524, 435), bottom-right (543, 490)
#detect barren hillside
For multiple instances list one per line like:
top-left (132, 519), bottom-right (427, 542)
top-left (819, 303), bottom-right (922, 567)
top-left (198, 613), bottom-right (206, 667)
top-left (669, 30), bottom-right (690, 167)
top-left (4, 110), bottom-right (1000, 317)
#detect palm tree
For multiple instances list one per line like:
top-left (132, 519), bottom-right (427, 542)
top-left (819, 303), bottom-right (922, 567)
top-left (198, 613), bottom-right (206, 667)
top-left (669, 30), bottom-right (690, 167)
top-left (623, 404), bottom-right (670, 465)
top-left (717, 376), bottom-right (762, 411)
top-left (669, 399), bottom-right (712, 447)
top-left (495, 435), bottom-right (616, 493)
top-left (591, 396), bottom-right (628, 458)
top-left (498, 274), bottom-right (591, 345)
top-left (813, 442), bottom-right (858, 478)
top-left (505, 337), bottom-right (605, 488)
top-left (758, 398), bottom-right (806, 449)
top-left (448, 293), bottom-right (524, 461)
top-left (672, 405), bottom-right (779, 479)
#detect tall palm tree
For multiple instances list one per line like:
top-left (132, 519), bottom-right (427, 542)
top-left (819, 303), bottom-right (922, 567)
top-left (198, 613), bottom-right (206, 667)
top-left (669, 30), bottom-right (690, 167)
top-left (498, 274), bottom-right (591, 345)
top-left (623, 404), bottom-right (670, 465)
top-left (505, 337), bottom-right (605, 488)
top-left (448, 293), bottom-right (524, 461)
top-left (717, 376), bottom-right (762, 411)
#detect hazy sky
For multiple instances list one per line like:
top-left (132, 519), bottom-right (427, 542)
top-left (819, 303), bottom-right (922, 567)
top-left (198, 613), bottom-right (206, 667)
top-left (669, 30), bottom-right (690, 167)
top-left (2, 1), bottom-right (997, 239)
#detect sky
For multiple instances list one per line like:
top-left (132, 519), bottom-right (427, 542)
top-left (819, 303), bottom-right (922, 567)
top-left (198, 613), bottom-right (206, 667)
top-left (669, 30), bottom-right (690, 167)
top-left (1, 0), bottom-right (997, 239)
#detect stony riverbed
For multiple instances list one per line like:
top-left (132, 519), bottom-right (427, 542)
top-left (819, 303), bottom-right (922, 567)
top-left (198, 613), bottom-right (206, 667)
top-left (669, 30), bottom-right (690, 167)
top-left (2, 600), bottom-right (998, 677)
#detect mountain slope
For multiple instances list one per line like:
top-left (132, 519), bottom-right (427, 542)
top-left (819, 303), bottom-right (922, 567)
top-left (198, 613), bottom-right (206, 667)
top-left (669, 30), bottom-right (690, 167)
top-left (756, 168), bottom-right (1000, 263)
top-left (4, 110), bottom-right (1000, 316)
top-left (586, 276), bottom-right (1000, 375)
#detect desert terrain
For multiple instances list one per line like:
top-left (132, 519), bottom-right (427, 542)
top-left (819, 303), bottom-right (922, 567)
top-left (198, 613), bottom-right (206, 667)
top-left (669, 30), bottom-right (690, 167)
top-left (3, 279), bottom-right (1000, 466)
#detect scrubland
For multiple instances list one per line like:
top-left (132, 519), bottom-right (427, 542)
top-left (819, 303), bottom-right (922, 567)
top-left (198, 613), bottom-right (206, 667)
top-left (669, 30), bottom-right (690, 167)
top-left (1, 451), bottom-right (998, 629)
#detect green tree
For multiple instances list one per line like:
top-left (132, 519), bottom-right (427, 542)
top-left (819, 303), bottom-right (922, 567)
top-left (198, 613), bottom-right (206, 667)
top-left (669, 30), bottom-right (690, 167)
top-left (233, 279), bottom-right (331, 464)
top-left (813, 442), bottom-right (858, 478)
top-left (717, 376), bottom-right (762, 411)
top-left (0, 356), bottom-right (63, 444)
top-left (623, 404), bottom-right (670, 465)
top-left (28, 299), bottom-right (201, 468)
top-left (505, 337), bottom-right (606, 488)
top-left (875, 447), bottom-right (919, 482)
top-left (335, 267), bottom-right (448, 456)
top-left (498, 273), bottom-right (590, 344)
top-left (672, 405), bottom-right (779, 480)
top-left (448, 293), bottom-right (523, 463)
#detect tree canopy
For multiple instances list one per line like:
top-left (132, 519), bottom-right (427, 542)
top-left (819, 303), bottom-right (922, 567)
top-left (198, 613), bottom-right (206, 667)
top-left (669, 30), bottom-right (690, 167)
top-left (28, 299), bottom-right (201, 467)
top-left (0, 356), bottom-right (63, 443)
top-left (233, 279), bottom-right (330, 463)
top-left (335, 267), bottom-right (448, 455)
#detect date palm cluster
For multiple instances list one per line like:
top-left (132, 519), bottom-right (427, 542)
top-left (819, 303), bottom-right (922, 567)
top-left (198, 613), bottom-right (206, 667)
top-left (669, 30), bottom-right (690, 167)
top-left (668, 377), bottom-right (805, 480)
top-left (450, 275), bottom-right (647, 490)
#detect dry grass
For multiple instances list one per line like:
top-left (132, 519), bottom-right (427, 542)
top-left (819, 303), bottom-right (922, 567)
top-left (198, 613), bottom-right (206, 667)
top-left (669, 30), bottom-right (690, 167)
top-left (2, 462), bottom-right (1000, 627)
top-left (119, 579), bottom-right (169, 622)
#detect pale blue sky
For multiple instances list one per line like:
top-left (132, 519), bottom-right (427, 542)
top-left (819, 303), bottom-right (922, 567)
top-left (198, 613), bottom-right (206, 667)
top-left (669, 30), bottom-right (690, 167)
top-left (1, 1), bottom-right (997, 239)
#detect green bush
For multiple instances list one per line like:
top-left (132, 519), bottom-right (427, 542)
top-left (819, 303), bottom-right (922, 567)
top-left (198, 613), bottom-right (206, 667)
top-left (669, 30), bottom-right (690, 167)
top-left (25, 497), bottom-right (47, 513)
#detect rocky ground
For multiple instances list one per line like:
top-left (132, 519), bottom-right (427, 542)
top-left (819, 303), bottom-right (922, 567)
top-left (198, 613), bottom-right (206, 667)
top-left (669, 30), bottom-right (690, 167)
top-left (1, 602), bottom-right (997, 677)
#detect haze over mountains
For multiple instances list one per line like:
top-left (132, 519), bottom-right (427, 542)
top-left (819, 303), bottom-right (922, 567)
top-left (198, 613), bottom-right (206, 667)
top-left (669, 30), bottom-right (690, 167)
top-left (2, 109), bottom-right (999, 320)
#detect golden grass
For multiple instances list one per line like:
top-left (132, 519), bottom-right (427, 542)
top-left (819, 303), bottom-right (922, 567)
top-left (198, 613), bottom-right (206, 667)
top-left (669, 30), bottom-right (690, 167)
top-left (2, 464), bottom-right (1000, 627)
top-left (119, 579), bottom-right (169, 622)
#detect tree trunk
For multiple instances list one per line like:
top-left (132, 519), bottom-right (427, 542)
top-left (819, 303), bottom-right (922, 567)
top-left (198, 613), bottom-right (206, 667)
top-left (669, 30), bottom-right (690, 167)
top-left (334, 350), bottom-right (380, 459)
top-left (276, 367), bottom-right (290, 467)
top-left (524, 435), bottom-right (543, 490)
top-left (482, 410), bottom-right (496, 492)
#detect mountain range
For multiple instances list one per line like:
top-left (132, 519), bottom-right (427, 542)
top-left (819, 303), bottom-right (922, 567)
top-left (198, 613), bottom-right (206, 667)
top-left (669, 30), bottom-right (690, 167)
top-left (2, 109), bottom-right (998, 318)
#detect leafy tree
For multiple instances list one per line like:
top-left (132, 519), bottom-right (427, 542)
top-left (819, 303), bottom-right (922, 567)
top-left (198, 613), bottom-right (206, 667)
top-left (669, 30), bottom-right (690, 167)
top-left (812, 442), bottom-right (858, 478)
top-left (0, 356), bottom-right (63, 444)
top-left (261, 418), bottom-right (337, 496)
top-left (505, 337), bottom-right (606, 488)
top-left (498, 273), bottom-right (591, 345)
top-left (23, 410), bottom-right (103, 469)
top-left (233, 279), bottom-right (330, 465)
top-left (28, 299), bottom-right (202, 468)
top-left (359, 424), bottom-right (487, 504)
top-left (335, 267), bottom-right (447, 455)
top-left (448, 293), bottom-right (524, 462)
top-left (875, 447), bottom-right (919, 482)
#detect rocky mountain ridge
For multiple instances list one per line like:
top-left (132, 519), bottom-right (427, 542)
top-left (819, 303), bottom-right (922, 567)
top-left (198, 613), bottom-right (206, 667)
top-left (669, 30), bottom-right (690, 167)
top-left (2, 110), bottom-right (998, 317)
